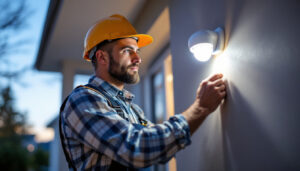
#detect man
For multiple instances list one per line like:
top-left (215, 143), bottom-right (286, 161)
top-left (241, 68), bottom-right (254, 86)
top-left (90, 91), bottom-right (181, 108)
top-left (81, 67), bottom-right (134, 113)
top-left (60, 14), bottom-right (226, 170)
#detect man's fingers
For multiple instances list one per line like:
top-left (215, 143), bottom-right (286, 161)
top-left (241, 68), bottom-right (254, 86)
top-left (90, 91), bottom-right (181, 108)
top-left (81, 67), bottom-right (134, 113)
top-left (207, 73), bottom-right (223, 82)
top-left (216, 84), bottom-right (226, 91)
top-left (216, 89), bottom-right (226, 98)
top-left (212, 79), bottom-right (225, 87)
top-left (219, 91), bottom-right (226, 99)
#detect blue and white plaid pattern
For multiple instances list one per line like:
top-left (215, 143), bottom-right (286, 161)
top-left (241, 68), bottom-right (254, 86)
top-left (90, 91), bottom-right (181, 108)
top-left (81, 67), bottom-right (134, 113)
top-left (60, 75), bottom-right (191, 170)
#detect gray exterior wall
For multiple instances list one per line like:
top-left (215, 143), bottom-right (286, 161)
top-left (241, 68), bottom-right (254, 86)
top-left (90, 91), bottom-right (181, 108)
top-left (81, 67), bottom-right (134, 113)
top-left (169, 0), bottom-right (300, 171)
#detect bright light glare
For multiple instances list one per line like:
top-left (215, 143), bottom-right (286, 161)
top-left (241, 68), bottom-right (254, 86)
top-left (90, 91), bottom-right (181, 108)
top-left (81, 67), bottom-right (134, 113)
top-left (167, 74), bottom-right (173, 82)
top-left (212, 49), bottom-right (230, 76)
top-left (190, 43), bottom-right (213, 62)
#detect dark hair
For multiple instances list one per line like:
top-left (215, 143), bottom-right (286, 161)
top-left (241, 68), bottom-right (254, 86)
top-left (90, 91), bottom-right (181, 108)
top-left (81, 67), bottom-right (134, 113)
top-left (91, 39), bottom-right (118, 70)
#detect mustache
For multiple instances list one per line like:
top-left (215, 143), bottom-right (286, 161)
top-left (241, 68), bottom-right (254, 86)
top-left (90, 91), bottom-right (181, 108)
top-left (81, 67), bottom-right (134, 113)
top-left (127, 63), bottom-right (139, 68)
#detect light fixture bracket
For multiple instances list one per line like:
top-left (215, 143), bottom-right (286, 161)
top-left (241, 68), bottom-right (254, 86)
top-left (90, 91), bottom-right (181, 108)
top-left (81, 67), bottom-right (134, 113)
top-left (212, 27), bottom-right (224, 55)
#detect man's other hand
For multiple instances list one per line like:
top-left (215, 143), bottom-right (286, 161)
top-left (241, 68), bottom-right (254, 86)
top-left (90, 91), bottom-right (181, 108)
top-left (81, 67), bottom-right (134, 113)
top-left (182, 73), bottom-right (227, 134)
top-left (196, 73), bottom-right (226, 115)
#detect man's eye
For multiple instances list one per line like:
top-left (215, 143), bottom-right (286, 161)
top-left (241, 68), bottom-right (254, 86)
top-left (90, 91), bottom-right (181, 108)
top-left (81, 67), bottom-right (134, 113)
top-left (123, 49), bottom-right (131, 53)
top-left (122, 48), bottom-right (139, 54)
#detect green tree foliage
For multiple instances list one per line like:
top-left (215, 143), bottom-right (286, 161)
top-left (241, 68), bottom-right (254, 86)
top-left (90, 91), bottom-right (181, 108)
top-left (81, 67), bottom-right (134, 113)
top-left (0, 86), bottom-right (27, 137)
top-left (0, 140), bottom-right (29, 171)
top-left (0, 87), bottom-right (50, 171)
top-left (0, 86), bottom-right (29, 170)
top-left (30, 148), bottom-right (49, 171)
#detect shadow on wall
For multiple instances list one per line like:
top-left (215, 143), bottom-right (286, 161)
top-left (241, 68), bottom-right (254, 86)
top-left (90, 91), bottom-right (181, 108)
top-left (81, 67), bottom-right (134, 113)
top-left (220, 82), bottom-right (291, 171)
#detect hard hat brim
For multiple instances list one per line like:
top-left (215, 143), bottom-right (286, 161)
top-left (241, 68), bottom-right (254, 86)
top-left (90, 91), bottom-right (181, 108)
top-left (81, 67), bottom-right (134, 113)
top-left (120, 34), bottom-right (153, 48)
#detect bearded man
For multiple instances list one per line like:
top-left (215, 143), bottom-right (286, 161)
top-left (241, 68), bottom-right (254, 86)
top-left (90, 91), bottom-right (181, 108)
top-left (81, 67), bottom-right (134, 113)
top-left (59, 14), bottom-right (226, 171)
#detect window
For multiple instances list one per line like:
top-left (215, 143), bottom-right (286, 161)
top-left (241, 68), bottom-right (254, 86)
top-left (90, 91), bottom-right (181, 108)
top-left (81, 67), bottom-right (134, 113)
top-left (143, 52), bottom-right (175, 171)
top-left (73, 74), bottom-right (90, 88)
top-left (151, 69), bottom-right (166, 124)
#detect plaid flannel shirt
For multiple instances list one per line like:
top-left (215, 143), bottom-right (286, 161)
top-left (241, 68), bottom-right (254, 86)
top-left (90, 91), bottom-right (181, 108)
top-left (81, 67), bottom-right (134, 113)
top-left (60, 75), bottom-right (191, 170)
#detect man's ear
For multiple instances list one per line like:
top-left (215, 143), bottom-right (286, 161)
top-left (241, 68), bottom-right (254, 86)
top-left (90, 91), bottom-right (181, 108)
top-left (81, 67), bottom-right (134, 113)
top-left (95, 50), bottom-right (109, 65)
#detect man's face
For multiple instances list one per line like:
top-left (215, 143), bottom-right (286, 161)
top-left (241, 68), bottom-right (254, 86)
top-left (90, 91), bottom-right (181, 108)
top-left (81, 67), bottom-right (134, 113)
top-left (107, 38), bottom-right (141, 84)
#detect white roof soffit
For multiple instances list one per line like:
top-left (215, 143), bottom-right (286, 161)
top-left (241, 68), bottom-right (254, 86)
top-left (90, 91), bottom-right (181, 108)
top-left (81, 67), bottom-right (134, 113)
top-left (35, 0), bottom-right (169, 76)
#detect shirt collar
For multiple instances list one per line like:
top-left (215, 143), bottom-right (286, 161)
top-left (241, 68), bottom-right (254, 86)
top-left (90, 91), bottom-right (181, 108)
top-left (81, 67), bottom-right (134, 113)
top-left (88, 75), bottom-right (135, 101)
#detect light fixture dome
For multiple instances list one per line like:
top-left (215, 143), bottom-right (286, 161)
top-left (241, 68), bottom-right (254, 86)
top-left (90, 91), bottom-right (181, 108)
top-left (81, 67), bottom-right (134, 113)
top-left (188, 27), bottom-right (224, 62)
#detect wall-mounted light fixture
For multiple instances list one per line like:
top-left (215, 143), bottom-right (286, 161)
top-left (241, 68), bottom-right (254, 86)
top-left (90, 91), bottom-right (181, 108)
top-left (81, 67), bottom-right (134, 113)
top-left (188, 27), bottom-right (224, 62)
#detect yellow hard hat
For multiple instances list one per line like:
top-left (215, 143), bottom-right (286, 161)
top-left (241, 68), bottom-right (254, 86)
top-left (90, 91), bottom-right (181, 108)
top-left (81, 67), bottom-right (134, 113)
top-left (83, 14), bottom-right (153, 61)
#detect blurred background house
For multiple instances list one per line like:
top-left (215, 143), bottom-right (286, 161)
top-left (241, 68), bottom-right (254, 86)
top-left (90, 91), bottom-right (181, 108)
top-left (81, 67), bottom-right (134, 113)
top-left (35, 0), bottom-right (300, 171)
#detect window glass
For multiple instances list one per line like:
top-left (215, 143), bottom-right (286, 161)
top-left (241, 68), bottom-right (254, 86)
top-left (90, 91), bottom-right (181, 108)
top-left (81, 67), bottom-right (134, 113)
top-left (152, 70), bottom-right (165, 124)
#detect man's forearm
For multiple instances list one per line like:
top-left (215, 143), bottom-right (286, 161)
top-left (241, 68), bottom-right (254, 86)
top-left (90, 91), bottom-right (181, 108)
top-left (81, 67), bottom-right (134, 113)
top-left (181, 101), bottom-right (210, 135)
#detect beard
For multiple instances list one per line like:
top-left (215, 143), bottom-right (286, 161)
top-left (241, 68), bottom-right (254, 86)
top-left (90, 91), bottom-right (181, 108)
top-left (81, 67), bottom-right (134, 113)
top-left (108, 54), bottom-right (140, 84)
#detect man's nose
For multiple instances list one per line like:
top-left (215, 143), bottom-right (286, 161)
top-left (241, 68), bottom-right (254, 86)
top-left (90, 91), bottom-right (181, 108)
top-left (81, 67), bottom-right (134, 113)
top-left (131, 52), bottom-right (141, 64)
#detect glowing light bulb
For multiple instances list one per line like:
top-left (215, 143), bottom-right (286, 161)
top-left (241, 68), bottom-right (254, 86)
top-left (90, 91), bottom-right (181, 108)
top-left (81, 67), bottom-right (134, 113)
top-left (190, 43), bottom-right (213, 62)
